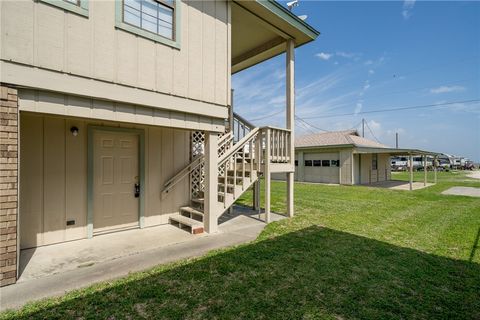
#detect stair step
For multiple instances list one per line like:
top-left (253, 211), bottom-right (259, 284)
top-left (191, 198), bottom-right (204, 205)
top-left (227, 169), bottom-right (252, 176)
top-left (180, 206), bottom-right (204, 218)
top-left (218, 183), bottom-right (235, 190)
top-left (169, 214), bottom-right (204, 234)
top-left (218, 176), bottom-right (243, 184)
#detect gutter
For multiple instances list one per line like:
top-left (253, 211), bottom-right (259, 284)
top-left (257, 0), bottom-right (321, 39)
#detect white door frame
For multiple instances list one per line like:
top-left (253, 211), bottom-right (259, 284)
top-left (87, 126), bottom-right (145, 238)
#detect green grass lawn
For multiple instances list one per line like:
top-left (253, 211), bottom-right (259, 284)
top-left (2, 171), bottom-right (479, 319)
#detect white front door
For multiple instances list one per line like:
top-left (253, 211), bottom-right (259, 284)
top-left (93, 130), bottom-right (139, 234)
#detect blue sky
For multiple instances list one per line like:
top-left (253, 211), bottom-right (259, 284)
top-left (232, 0), bottom-right (480, 161)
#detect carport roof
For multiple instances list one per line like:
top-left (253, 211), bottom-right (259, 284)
top-left (296, 130), bottom-right (388, 149)
top-left (296, 130), bottom-right (441, 156)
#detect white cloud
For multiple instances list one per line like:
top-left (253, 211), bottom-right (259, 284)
top-left (402, 0), bottom-right (416, 19)
top-left (336, 51), bottom-right (358, 59)
top-left (354, 102), bottom-right (363, 115)
top-left (364, 60), bottom-right (373, 66)
top-left (368, 69), bottom-right (375, 75)
top-left (430, 85), bottom-right (466, 94)
top-left (363, 80), bottom-right (371, 90)
top-left (316, 52), bottom-right (332, 61)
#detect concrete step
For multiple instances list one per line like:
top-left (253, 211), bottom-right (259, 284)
top-left (179, 206), bottom-right (204, 221)
top-left (169, 214), bottom-right (204, 234)
top-left (191, 198), bottom-right (204, 206)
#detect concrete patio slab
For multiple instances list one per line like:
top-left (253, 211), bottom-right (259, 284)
top-left (442, 186), bottom-right (480, 198)
top-left (467, 171), bottom-right (480, 180)
top-left (361, 180), bottom-right (434, 190)
top-left (0, 206), bottom-right (285, 311)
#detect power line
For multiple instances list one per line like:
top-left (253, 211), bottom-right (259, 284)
top-left (295, 118), bottom-right (317, 134)
top-left (249, 110), bottom-right (284, 122)
top-left (298, 99), bottom-right (480, 119)
top-left (323, 77), bottom-right (476, 114)
top-left (295, 116), bottom-right (330, 132)
top-left (364, 119), bottom-right (381, 144)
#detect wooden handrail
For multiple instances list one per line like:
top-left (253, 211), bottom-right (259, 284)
top-left (260, 126), bottom-right (291, 132)
top-left (218, 127), bottom-right (260, 165)
top-left (162, 131), bottom-right (233, 197)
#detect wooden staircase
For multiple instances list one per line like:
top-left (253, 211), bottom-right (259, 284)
top-left (162, 120), bottom-right (292, 234)
top-left (169, 163), bottom-right (259, 234)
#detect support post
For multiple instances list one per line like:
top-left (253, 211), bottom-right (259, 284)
top-left (253, 180), bottom-right (260, 212)
top-left (434, 156), bottom-right (438, 184)
top-left (423, 155), bottom-right (427, 186)
top-left (204, 132), bottom-right (218, 233)
top-left (228, 89), bottom-right (234, 133)
top-left (409, 154), bottom-right (413, 191)
top-left (264, 129), bottom-right (271, 223)
top-left (286, 38), bottom-right (295, 218)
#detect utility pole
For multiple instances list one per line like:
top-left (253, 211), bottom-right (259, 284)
top-left (362, 118), bottom-right (365, 137)
top-left (395, 132), bottom-right (399, 149)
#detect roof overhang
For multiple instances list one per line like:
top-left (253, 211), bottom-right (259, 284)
top-left (296, 144), bottom-right (354, 151)
top-left (232, 0), bottom-right (320, 74)
top-left (294, 145), bottom-right (442, 156)
top-left (353, 147), bottom-right (442, 156)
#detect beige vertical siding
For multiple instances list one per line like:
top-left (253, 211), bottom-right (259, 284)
top-left (1, 0), bottom-right (230, 107)
top-left (20, 113), bottom-right (191, 249)
top-left (18, 89), bottom-right (224, 132)
top-left (339, 149), bottom-right (353, 185)
top-left (377, 154), bottom-right (391, 182)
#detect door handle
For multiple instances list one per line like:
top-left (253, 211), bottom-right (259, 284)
top-left (134, 183), bottom-right (140, 198)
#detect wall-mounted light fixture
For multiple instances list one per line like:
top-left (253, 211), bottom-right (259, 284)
top-left (70, 126), bottom-right (79, 137)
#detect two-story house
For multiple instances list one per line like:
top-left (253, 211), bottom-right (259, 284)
top-left (0, 0), bottom-right (318, 286)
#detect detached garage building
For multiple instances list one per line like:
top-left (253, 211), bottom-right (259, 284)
top-left (291, 130), bottom-right (392, 185)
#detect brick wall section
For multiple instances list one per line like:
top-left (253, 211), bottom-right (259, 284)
top-left (0, 85), bottom-right (18, 286)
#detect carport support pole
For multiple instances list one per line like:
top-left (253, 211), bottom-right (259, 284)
top-left (423, 155), bottom-right (427, 186)
top-left (434, 156), bottom-right (438, 184)
top-left (409, 154), bottom-right (413, 191)
top-left (286, 38), bottom-right (295, 218)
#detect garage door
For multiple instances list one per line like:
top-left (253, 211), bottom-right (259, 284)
top-left (304, 152), bottom-right (340, 184)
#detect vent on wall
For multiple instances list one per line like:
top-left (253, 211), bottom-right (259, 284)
top-left (66, 220), bottom-right (76, 226)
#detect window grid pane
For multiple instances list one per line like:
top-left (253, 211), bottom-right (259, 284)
top-left (123, 0), bottom-right (174, 40)
top-left (64, 0), bottom-right (79, 5)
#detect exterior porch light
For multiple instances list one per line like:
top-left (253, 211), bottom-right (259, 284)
top-left (70, 126), bottom-right (79, 137)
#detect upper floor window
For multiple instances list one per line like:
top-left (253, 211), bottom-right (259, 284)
top-left (123, 0), bottom-right (175, 40)
top-left (39, 0), bottom-right (89, 17)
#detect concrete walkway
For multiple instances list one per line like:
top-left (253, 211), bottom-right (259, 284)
top-left (0, 206), bottom-right (284, 311)
top-left (362, 180), bottom-right (434, 190)
top-left (442, 186), bottom-right (480, 198)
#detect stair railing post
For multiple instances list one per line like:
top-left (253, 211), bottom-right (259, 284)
top-left (233, 153), bottom-right (237, 198)
top-left (265, 128), bottom-right (271, 223)
top-left (255, 133), bottom-right (261, 172)
top-left (204, 132), bottom-right (219, 233)
top-left (242, 146), bottom-right (246, 190)
top-left (249, 139), bottom-right (254, 176)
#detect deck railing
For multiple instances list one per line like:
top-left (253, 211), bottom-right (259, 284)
top-left (260, 126), bottom-right (292, 165)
